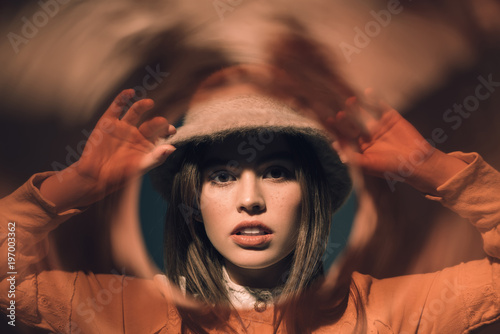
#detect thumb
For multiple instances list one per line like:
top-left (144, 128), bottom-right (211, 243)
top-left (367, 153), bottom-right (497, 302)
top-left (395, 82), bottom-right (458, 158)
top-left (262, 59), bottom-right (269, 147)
top-left (332, 140), bottom-right (367, 169)
top-left (139, 145), bottom-right (176, 173)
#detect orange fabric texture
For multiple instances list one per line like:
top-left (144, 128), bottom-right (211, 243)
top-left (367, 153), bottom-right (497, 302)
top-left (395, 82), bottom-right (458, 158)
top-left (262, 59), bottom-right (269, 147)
top-left (1, 152), bottom-right (500, 333)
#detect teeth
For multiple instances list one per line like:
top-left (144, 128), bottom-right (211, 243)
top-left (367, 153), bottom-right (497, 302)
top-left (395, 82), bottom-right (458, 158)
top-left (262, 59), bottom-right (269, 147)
top-left (238, 227), bottom-right (267, 236)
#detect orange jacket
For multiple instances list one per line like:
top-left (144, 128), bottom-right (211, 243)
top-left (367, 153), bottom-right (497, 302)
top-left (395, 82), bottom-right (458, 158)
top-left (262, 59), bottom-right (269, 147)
top-left (1, 152), bottom-right (500, 333)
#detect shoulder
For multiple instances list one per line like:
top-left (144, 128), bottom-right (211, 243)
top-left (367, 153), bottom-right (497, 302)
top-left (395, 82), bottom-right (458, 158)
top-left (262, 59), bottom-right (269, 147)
top-left (349, 259), bottom-right (500, 333)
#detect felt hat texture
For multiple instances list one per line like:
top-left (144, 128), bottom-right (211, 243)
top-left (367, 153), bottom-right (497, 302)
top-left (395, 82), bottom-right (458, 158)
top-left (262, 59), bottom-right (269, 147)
top-left (151, 94), bottom-right (352, 211)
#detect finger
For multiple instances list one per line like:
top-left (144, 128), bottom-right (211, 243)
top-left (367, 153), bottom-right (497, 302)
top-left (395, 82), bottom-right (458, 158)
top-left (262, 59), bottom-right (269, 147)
top-left (332, 139), bottom-right (361, 165)
top-left (345, 97), bottom-right (372, 132)
top-left (341, 149), bottom-right (365, 168)
top-left (138, 117), bottom-right (174, 141)
top-left (121, 98), bottom-right (155, 126)
top-left (358, 88), bottom-right (402, 146)
top-left (103, 89), bottom-right (135, 118)
top-left (167, 124), bottom-right (176, 136)
top-left (139, 144), bottom-right (176, 173)
top-left (363, 88), bottom-right (393, 117)
top-left (332, 110), bottom-right (363, 139)
top-left (331, 141), bottom-right (349, 164)
top-left (346, 96), bottom-right (391, 142)
top-left (324, 116), bottom-right (339, 137)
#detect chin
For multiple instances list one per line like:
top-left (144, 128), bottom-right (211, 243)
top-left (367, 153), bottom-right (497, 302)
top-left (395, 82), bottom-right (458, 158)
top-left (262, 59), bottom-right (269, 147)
top-left (234, 261), bottom-right (275, 270)
top-left (227, 251), bottom-right (285, 270)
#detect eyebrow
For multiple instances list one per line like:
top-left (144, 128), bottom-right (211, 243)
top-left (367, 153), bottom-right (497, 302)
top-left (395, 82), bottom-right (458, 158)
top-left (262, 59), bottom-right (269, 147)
top-left (201, 151), bottom-right (294, 170)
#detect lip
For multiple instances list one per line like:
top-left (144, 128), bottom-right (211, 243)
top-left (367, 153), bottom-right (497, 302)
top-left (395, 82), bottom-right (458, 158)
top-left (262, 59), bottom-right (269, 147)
top-left (230, 221), bottom-right (274, 248)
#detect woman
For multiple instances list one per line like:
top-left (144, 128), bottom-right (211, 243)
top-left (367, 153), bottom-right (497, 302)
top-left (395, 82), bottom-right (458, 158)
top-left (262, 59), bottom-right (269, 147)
top-left (1, 64), bottom-right (500, 333)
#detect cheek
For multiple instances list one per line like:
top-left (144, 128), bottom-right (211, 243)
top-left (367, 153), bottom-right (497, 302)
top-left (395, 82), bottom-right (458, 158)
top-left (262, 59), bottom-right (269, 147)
top-left (286, 186), bottom-right (303, 244)
top-left (270, 187), bottom-right (302, 257)
top-left (269, 183), bottom-right (302, 233)
top-left (199, 185), bottom-right (232, 230)
top-left (199, 187), bottom-right (236, 259)
top-left (282, 184), bottom-right (302, 220)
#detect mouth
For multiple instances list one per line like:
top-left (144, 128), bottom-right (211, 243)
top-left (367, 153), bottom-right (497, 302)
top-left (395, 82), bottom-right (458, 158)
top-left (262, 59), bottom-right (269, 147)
top-left (231, 221), bottom-right (273, 235)
top-left (230, 221), bottom-right (273, 248)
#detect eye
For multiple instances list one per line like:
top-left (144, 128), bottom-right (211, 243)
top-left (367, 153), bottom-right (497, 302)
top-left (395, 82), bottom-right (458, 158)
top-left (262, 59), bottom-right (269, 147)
top-left (209, 171), bottom-right (235, 184)
top-left (263, 167), bottom-right (292, 180)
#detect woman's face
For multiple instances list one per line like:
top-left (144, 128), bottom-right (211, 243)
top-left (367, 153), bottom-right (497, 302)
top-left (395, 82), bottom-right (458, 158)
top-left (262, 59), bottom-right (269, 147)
top-left (199, 135), bottom-right (302, 272)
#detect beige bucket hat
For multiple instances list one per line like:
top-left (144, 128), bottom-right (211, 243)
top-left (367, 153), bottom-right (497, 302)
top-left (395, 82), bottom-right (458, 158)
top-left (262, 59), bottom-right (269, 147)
top-left (151, 93), bottom-right (352, 212)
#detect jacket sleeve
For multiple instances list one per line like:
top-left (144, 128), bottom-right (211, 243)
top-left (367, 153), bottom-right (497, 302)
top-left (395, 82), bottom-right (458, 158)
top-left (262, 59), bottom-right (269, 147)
top-left (426, 152), bottom-right (500, 259)
top-left (0, 172), bottom-right (170, 333)
top-left (0, 172), bottom-right (78, 331)
top-left (357, 152), bottom-right (500, 334)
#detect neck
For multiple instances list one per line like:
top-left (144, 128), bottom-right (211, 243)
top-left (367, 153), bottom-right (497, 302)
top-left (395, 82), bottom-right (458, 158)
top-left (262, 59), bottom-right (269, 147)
top-left (224, 254), bottom-right (293, 289)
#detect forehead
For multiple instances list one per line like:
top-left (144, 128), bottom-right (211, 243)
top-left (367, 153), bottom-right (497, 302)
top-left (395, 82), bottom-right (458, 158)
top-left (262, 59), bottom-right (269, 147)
top-left (201, 133), bottom-right (293, 166)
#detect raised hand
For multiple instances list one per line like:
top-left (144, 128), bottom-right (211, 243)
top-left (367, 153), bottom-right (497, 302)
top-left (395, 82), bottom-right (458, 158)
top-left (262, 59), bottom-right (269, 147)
top-left (327, 89), bottom-right (467, 194)
top-left (40, 89), bottom-right (177, 211)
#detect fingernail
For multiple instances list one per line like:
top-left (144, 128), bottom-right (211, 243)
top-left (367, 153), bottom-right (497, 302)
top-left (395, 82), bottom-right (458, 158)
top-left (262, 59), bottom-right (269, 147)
top-left (345, 96), bottom-right (357, 107)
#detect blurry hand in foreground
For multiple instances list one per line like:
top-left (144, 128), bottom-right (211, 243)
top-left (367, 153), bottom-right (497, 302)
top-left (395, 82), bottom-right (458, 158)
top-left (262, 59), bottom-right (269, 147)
top-left (327, 89), bottom-right (468, 194)
top-left (40, 89), bottom-right (176, 211)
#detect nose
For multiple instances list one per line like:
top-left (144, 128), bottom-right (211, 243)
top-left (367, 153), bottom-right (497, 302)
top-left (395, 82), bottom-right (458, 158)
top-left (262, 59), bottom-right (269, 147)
top-left (236, 170), bottom-right (266, 214)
